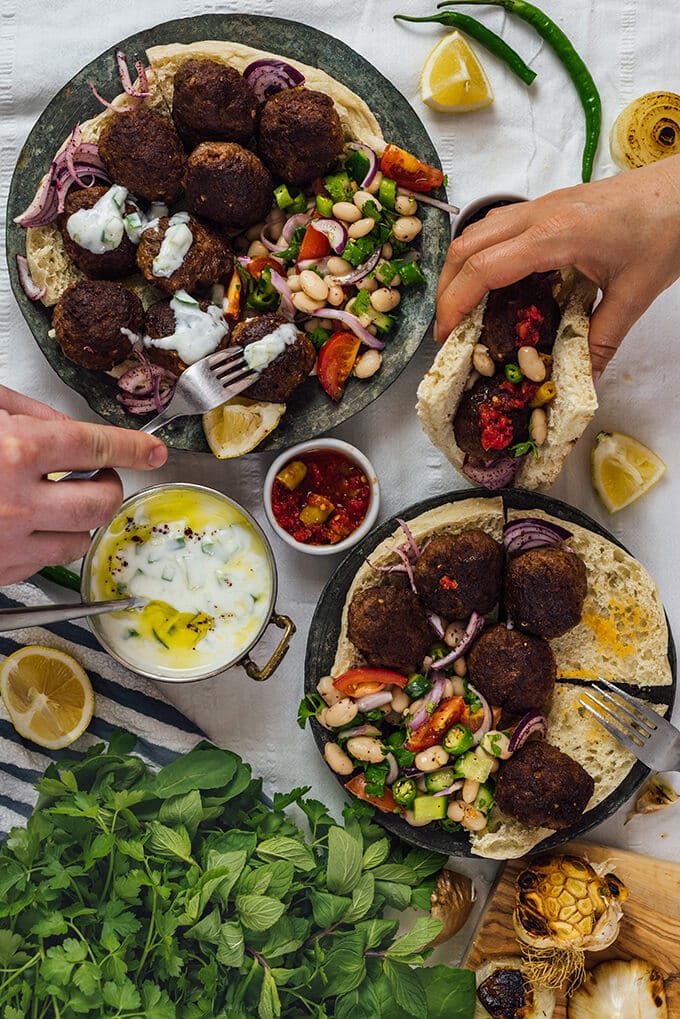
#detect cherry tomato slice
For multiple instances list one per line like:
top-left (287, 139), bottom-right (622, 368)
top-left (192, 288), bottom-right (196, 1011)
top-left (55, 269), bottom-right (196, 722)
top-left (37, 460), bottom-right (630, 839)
top-left (317, 331), bottom-right (361, 402)
top-left (297, 223), bottom-right (331, 263)
top-left (247, 255), bottom-right (285, 279)
top-left (344, 773), bottom-right (398, 813)
top-left (380, 144), bottom-right (444, 192)
top-left (333, 667), bottom-right (409, 699)
top-left (404, 696), bottom-right (465, 753)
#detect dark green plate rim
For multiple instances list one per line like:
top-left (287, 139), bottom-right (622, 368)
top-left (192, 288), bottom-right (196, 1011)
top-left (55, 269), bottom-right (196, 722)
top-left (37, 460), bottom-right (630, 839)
top-left (6, 14), bottom-right (450, 453)
top-left (304, 488), bottom-right (677, 858)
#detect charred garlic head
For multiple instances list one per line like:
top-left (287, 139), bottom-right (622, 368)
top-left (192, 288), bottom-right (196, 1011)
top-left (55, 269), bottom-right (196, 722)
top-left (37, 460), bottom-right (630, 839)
top-left (474, 956), bottom-right (555, 1019)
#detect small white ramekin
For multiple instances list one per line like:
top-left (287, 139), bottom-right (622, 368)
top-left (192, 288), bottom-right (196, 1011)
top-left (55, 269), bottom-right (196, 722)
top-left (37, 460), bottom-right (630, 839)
top-left (452, 192), bottom-right (527, 239)
top-left (263, 438), bottom-right (380, 556)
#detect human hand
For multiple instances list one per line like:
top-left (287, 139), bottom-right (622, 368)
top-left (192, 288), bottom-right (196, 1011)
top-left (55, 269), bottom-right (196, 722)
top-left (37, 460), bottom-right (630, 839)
top-left (0, 386), bottom-right (167, 586)
top-left (435, 154), bottom-right (680, 379)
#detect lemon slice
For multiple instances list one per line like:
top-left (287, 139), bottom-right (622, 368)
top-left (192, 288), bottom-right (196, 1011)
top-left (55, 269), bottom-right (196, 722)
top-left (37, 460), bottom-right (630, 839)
top-left (591, 430), bottom-right (667, 513)
top-left (420, 31), bottom-right (494, 113)
top-left (0, 646), bottom-right (94, 749)
top-left (202, 396), bottom-right (286, 458)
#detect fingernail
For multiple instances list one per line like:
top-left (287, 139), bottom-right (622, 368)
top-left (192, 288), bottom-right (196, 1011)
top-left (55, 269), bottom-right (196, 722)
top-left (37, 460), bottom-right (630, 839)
top-left (148, 442), bottom-right (167, 468)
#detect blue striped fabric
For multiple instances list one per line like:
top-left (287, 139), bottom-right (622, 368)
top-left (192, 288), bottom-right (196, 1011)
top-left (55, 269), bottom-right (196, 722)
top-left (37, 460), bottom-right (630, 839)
top-left (0, 582), bottom-right (205, 839)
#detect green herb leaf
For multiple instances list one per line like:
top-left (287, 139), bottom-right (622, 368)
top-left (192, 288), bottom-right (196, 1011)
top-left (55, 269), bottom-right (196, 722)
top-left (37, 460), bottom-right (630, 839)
top-left (322, 931), bottom-right (367, 998)
top-left (383, 958), bottom-right (427, 1019)
top-left (385, 916), bottom-right (443, 961)
top-left (236, 894), bottom-right (286, 932)
top-left (217, 920), bottom-right (245, 968)
top-left (257, 835), bottom-right (316, 872)
top-left (342, 872), bottom-right (375, 924)
top-left (146, 821), bottom-right (194, 863)
top-left (362, 837), bottom-right (390, 870)
top-left (374, 880), bottom-right (412, 910)
top-left (159, 789), bottom-right (203, 835)
top-left (152, 746), bottom-right (238, 798)
top-left (423, 965), bottom-right (477, 1019)
top-left (258, 967), bottom-right (282, 1019)
top-left (310, 889), bottom-right (352, 928)
top-left (326, 826), bottom-right (363, 895)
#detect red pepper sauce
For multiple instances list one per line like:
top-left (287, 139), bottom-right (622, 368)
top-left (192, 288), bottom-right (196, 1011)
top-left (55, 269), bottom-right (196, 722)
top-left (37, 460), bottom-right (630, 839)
top-left (271, 450), bottom-right (371, 546)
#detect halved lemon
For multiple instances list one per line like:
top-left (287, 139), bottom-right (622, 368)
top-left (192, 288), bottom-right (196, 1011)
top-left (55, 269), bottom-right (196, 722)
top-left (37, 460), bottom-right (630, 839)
top-left (591, 430), bottom-right (667, 513)
top-left (420, 31), bottom-right (494, 113)
top-left (202, 396), bottom-right (286, 458)
top-left (0, 646), bottom-right (94, 749)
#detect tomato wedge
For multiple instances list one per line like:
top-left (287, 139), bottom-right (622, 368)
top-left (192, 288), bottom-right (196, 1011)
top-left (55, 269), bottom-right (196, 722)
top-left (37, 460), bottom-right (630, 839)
top-left (317, 331), bottom-right (361, 402)
top-left (380, 144), bottom-right (444, 192)
top-left (404, 696), bottom-right (465, 752)
top-left (247, 255), bottom-right (285, 279)
top-left (333, 667), bottom-right (409, 699)
top-left (297, 223), bottom-right (331, 263)
top-left (344, 773), bottom-right (398, 813)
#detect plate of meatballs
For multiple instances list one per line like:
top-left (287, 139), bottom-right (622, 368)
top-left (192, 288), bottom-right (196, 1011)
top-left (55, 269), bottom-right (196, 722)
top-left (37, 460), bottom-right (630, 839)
top-left (6, 14), bottom-right (450, 452)
top-left (303, 488), bottom-right (676, 858)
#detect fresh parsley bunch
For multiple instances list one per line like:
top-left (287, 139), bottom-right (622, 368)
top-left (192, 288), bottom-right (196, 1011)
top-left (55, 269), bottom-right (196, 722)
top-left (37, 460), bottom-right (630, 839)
top-left (0, 734), bottom-right (475, 1018)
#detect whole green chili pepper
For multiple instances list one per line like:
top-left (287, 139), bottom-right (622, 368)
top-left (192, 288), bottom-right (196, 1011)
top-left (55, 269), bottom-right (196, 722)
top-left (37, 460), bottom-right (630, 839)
top-left (39, 565), bottom-right (82, 592)
top-left (394, 11), bottom-right (537, 87)
top-left (438, 0), bottom-right (601, 181)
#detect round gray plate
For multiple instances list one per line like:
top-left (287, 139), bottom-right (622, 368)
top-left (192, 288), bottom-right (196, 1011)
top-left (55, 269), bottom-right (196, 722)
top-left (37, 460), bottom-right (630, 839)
top-left (305, 489), bottom-right (677, 857)
top-left (6, 14), bottom-right (449, 453)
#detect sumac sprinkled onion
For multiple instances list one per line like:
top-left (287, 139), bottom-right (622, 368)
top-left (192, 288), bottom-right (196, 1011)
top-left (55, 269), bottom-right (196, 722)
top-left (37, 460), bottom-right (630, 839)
top-left (502, 517), bottom-right (573, 554)
top-left (508, 711), bottom-right (548, 754)
top-left (243, 58), bottom-right (305, 102)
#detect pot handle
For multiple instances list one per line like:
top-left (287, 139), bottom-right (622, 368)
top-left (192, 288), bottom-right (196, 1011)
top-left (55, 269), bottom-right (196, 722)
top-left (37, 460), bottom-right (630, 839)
top-left (241, 612), bottom-right (296, 682)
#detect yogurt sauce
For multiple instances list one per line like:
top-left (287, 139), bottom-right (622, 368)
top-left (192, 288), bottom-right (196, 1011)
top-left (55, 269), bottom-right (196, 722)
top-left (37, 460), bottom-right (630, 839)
top-left (244, 322), bottom-right (299, 371)
top-left (88, 488), bottom-right (273, 679)
top-left (66, 184), bottom-right (131, 254)
top-left (143, 290), bottom-right (228, 365)
top-left (152, 211), bottom-right (193, 278)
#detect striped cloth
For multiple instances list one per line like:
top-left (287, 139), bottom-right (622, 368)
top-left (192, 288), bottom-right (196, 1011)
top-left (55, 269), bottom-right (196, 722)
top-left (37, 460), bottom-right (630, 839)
top-left (0, 582), bottom-right (204, 838)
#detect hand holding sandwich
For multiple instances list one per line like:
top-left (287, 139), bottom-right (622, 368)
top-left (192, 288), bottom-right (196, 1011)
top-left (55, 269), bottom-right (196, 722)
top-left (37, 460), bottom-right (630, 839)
top-left (436, 153), bottom-right (680, 379)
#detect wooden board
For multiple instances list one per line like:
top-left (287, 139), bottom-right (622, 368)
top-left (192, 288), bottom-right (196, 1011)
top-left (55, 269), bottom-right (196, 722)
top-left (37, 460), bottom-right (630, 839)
top-left (464, 840), bottom-right (680, 1018)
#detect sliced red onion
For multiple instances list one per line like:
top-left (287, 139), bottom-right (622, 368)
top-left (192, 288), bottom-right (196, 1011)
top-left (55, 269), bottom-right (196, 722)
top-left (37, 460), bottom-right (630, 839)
top-left (259, 224), bottom-right (286, 253)
top-left (397, 186), bottom-right (460, 215)
top-left (297, 256), bottom-right (331, 273)
top-left (404, 767), bottom-right (425, 779)
top-left (428, 612), bottom-right (446, 640)
top-left (433, 779), bottom-right (464, 798)
top-left (243, 58), bottom-right (305, 102)
top-left (116, 388), bottom-right (173, 415)
top-left (337, 724), bottom-right (381, 740)
top-left (13, 132), bottom-right (111, 227)
top-left (309, 309), bottom-right (385, 349)
top-left (15, 255), bottom-right (45, 301)
top-left (396, 517), bottom-right (421, 559)
top-left (328, 247), bottom-right (380, 285)
top-left (115, 48), bottom-right (151, 98)
top-left (431, 612), bottom-right (485, 670)
top-left (356, 690), bottom-right (393, 713)
top-left (385, 753), bottom-right (399, 786)
top-left (269, 268), bottom-right (296, 319)
top-left (392, 545), bottom-right (417, 593)
top-left (462, 454), bottom-right (521, 490)
top-left (502, 518), bottom-right (573, 554)
top-left (310, 218), bottom-right (348, 254)
top-left (282, 211), bottom-right (312, 245)
top-left (508, 711), bottom-right (548, 754)
top-left (468, 684), bottom-right (493, 746)
top-left (408, 675), bottom-right (446, 733)
top-left (347, 142), bottom-right (379, 188)
top-left (88, 78), bottom-right (140, 113)
top-left (117, 355), bottom-right (176, 415)
top-left (366, 558), bottom-right (408, 576)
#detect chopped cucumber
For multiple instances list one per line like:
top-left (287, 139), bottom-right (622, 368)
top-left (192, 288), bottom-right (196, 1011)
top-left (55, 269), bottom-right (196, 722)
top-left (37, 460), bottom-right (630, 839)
top-left (412, 795), bottom-right (447, 823)
top-left (424, 767), bottom-right (456, 794)
top-left (161, 564), bottom-right (175, 582)
top-left (473, 783), bottom-right (495, 815)
top-left (454, 750), bottom-right (494, 784)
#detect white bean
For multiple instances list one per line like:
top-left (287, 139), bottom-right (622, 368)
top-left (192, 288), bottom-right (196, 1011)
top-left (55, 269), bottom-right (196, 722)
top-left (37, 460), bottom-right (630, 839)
top-left (325, 698), bottom-right (358, 728)
top-left (517, 345), bottom-right (546, 382)
top-left (354, 349), bottom-right (383, 380)
top-left (447, 800), bottom-right (465, 822)
top-left (292, 291), bottom-right (326, 314)
top-left (453, 657), bottom-right (467, 678)
top-left (443, 678), bottom-right (454, 699)
top-left (403, 809), bottom-right (431, 828)
top-left (451, 676), bottom-right (466, 696)
top-left (247, 240), bottom-right (268, 258)
top-left (366, 170), bottom-right (382, 195)
top-left (381, 242), bottom-right (393, 259)
top-left (472, 343), bottom-right (495, 377)
top-left (461, 807), bottom-right (488, 832)
top-left (356, 276), bottom-right (378, 292)
top-left (415, 745), bottom-right (450, 772)
top-left (324, 742), bottom-right (354, 775)
top-left (318, 707), bottom-right (331, 729)
top-left (346, 736), bottom-right (386, 763)
top-left (327, 256), bottom-right (353, 276)
top-left (332, 201), bottom-right (362, 223)
top-left (327, 284), bottom-right (345, 306)
top-left (348, 217), bottom-right (375, 239)
top-left (416, 777), bottom-right (428, 793)
top-left (392, 215), bottom-right (422, 243)
top-left (358, 313), bottom-right (373, 328)
top-left (370, 288), bottom-right (400, 313)
top-left (245, 222), bottom-right (265, 242)
top-left (405, 697), bottom-right (425, 720)
top-left (354, 190), bottom-right (381, 212)
top-left (390, 687), bottom-right (409, 714)
top-left (395, 194), bottom-right (418, 216)
top-left (299, 270), bottom-right (329, 302)
top-left (445, 621), bottom-right (465, 647)
top-left (317, 674), bottom-right (343, 707)
top-left (462, 779), bottom-right (480, 804)
top-left (488, 758), bottom-right (500, 774)
top-left (464, 369), bottom-right (481, 391)
top-left (530, 407), bottom-right (547, 446)
top-left (287, 272), bottom-right (302, 292)
top-left (480, 731), bottom-right (512, 760)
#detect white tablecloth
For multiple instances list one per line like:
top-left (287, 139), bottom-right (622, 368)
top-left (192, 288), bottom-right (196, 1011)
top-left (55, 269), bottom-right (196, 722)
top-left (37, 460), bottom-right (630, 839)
top-left (2, 0), bottom-right (680, 952)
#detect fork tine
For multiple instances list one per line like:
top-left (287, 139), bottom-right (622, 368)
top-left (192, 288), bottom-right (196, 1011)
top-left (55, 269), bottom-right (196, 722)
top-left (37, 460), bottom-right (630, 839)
top-left (598, 678), bottom-right (664, 728)
top-left (216, 364), bottom-right (255, 387)
top-left (222, 373), bottom-right (258, 397)
top-left (207, 347), bottom-right (244, 368)
top-left (590, 687), bottom-right (657, 737)
top-left (580, 700), bottom-right (647, 756)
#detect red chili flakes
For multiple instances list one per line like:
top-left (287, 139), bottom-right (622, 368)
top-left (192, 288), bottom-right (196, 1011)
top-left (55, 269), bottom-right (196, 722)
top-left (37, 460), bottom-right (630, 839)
top-left (478, 403), bottom-right (514, 451)
top-left (515, 304), bottom-right (544, 347)
top-left (439, 575), bottom-right (459, 590)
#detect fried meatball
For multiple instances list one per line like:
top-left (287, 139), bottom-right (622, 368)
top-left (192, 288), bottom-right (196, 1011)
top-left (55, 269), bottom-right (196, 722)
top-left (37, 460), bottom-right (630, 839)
top-left (347, 586), bottom-right (432, 675)
top-left (480, 274), bottom-right (561, 364)
top-left (57, 186), bottom-right (138, 280)
top-left (98, 105), bottom-right (186, 203)
top-left (143, 297), bottom-right (229, 375)
top-left (494, 741), bottom-right (595, 829)
top-left (504, 546), bottom-right (587, 639)
top-left (467, 624), bottom-right (556, 716)
top-left (413, 529), bottom-right (503, 619)
top-left (136, 214), bottom-right (233, 295)
top-left (184, 142), bottom-right (273, 229)
top-left (231, 312), bottom-right (315, 402)
top-left (172, 59), bottom-right (258, 148)
top-left (453, 374), bottom-right (531, 462)
top-left (52, 279), bottom-right (143, 371)
top-left (257, 88), bottom-right (344, 185)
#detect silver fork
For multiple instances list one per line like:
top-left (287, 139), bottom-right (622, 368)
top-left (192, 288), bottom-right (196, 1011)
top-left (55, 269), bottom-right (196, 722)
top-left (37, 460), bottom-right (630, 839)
top-left (579, 679), bottom-right (680, 771)
top-left (58, 347), bottom-right (258, 481)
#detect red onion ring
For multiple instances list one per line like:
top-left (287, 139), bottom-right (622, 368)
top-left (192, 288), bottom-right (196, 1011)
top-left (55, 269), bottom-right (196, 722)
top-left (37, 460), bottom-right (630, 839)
top-left (309, 308), bottom-right (385, 349)
top-left (243, 58), bottom-right (305, 102)
top-left (328, 247), bottom-right (380, 285)
top-left (88, 78), bottom-right (141, 113)
top-left (508, 711), bottom-right (548, 754)
top-left (13, 133), bottom-right (111, 227)
top-left (462, 454), bottom-right (521, 490)
top-left (427, 612), bottom-right (446, 640)
top-left (433, 779), bottom-right (464, 798)
top-left (269, 267), bottom-right (296, 319)
top-left (297, 256), bottom-right (331, 273)
top-left (15, 255), bottom-right (45, 301)
top-left (398, 187), bottom-right (460, 215)
top-left (310, 218), bottom-right (348, 254)
top-left (347, 142), bottom-right (379, 188)
top-left (385, 753), bottom-right (399, 786)
top-left (396, 517), bottom-right (421, 559)
top-left (355, 690), bottom-right (393, 713)
top-left (502, 518), bottom-right (573, 554)
top-left (392, 545), bottom-right (417, 593)
top-left (337, 724), bottom-right (381, 740)
top-left (116, 389), bottom-right (173, 415)
top-left (408, 674), bottom-right (446, 733)
top-left (114, 48), bottom-right (151, 98)
top-left (282, 211), bottom-right (312, 245)
top-left (366, 559), bottom-right (408, 576)
top-left (468, 684), bottom-right (493, 746)
top-left (431, 612), bottom-right (485, 670)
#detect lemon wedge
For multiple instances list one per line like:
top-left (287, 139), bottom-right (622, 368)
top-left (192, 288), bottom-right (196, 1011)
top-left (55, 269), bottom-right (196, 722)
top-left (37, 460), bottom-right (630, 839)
top-left (420, 31), bottom-right (494, 113)
top-left (202, 396), bottom-right (286, 458)
top-left (0, 645), bottom-right (94, 749)
top-left (591, 430), bottom-right (667, 513)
